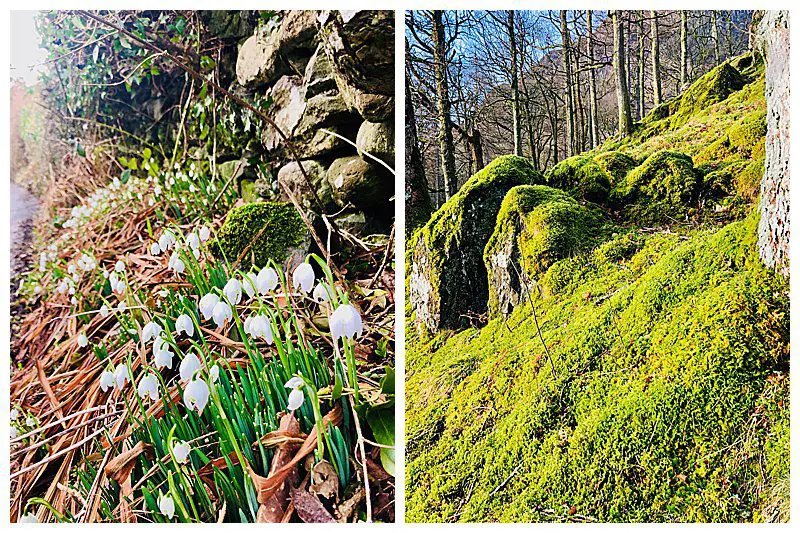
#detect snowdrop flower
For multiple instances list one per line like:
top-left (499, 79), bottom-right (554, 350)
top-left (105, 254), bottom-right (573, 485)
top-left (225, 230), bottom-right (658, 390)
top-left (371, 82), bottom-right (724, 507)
top-left (257, 266), bottom-right (279, 294)
top-left (330, 304), bottom-right (363, 342)
top-left (77, 332), bottom-right (88, 348)
top-left (285, 377), bottom-right (305, 411)
top-left (158, 492), bottom-right (175, 519)
top-left (137, 373), bottom-right (159, 401)
top-left (168, 252), bottom-right (185, 275)
top-left (179, 353), bottom-right (202, 381)
top-left (199, 226), bottom-right (211, 241)
top-left (154, 347), bottom-right (174, 370)
top-left (150, 242), bottom-right (161, 256)
top-left (10, 408), bottom-right (18, 421)
top-left (71, 296), bottom-right (79, 306)
top-left (115, 260), bottom-right (125, 273)
top-left (68, 264), bottom-right (77, 275)
top-left (223, 278), bottom-right (242, 305)
top-left (210, 365), bottom-right (220, 382)
top-left (313, 282), bottom-right (333, 303)
top-left (248, 315), bottom-right (274, 344)
top-left (186, 232), bottom-right (200, 250)
top-left (184, 378), bottom-right (210, 414)
top-left (175, 314), bottom-right (194, 338)
top-left (26, 416), bottom-right (36, 427)
top-left (142, 321), bottom-right (163, 343)
top-left (19, 513), bottom-right (39, 523)
top-left (172, 441), bottom-right (190, 464)
top-left (292, 263), bottom-right (315, 293)
top-left (117, 301), bottom-right (127, 312)
top-left (242, 272), bottom-right (257, 299)
top-left (99, 304), bottom-right (110, 318)
top-left (212, 301), bottom-right (232, 329)
top-left (158, 230), bottom-right (176, 251)
top-left (100, 368), bottom-right (114, 392)
top-left (113, 365), bottom-right (130, 390)
top-left (199, 293), bottom-right (219, 321)
top-left (11, 426), bottom-right (19, 439)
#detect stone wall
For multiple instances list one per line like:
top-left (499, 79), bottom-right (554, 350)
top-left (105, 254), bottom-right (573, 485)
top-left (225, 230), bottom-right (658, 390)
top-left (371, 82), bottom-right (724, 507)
top-left (235, 10), bottom-right (395, 231)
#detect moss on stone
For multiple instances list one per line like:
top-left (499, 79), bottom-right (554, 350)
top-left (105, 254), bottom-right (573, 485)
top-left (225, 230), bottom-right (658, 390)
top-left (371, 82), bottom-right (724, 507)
top-left (626, 150), bottom-right (699, 207)
top-left (546, 155), bottom-right (611, 204)
top-left (211, 201), bottom-right (305, 269)
top-left (671, 62), bottom-right (746, 128)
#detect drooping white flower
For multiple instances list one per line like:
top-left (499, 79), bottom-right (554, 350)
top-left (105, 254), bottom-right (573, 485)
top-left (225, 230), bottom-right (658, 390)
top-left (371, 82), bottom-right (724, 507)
top-left (99, 304), bottom-right (110, 318)
top-left (212, 301), bottom-right (232, 329)
top-left (186, 232), bottom-right (200, 250)
top-left (285, 376), bottom-right (305, 411)
top-left (184, 378), bottom-right (210, 415)
top-left (199, 293), bottom-right (219, 321)
top-left (330, 303), bottom-right (363, 342)
top-left (168, 252), bottom-right (185, 275)
top-left (142, 321), bottom-right (163, 343)
top-left (199, 226), bottom-right (211, 242)
top-left (137, 373), bottom-right (159, 401)
top-left (10, 408), bottom-right (18, 421)
top-left (210, 365), bottom-right (220, 382)
top-left (115, 260), bottom-right (125, 273)
top-left (179, 353), bottom-right (202, 381)
top-left (172, 441), bottom-right (191, 464)
top-left (100, 369), bottom-right (114, 392)
top-left (158, 230), bottom-right (177, 252)
top-left (117, 301), bottom-right (127, 312)
top-left (285, 376), bottom-right (305, 389)
top-left (248, 315), bottom-right (274, 344)
top-left (174, 314), bottom-right (194, 338)
top-left (113, 364), bottom-right (130, 390)
top-left (155, 347), bottom-right (174, 370)
top-left (292, 263), bottom-right (315, 293)
top-left (312, 282), bottom-right (334, 303)
top-left (26, 416), bottom-right (36, 427)
top-left (150, 242), bottom-right (161, 256)
top-left (71, 296), bottom-right (79, 306)
top-left (19, 513), bottom-right (39, 523)
top-left (158, 492), bottom-right (175, 519)
top-left (77, 332), bottom-right (89, 348)
top-left (242, 272), bottom-right (257, 299)
top-left (223, 278), bottom-right (242, 305)
top-left (11, 426), bottom-right (19, 439)
top-left (256, 268), bottom-right (278, 297)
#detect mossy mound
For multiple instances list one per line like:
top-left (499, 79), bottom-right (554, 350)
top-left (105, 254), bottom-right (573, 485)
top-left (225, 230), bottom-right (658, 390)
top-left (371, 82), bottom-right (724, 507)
top-left (484, 185), bottom-right (603, 317)
top-left (409, 155), bottom-right (541, 332)
top-left (593, 151), bottom-right (637, 184)
top-left (211, 202), bottom-right (306, 269)
top-left (545, 155), bottom-right (611, 204)
top-left (406, 211), bottom-right (789, 522)
top-left (626, 150), bottom-right (699, 207)
top-left (671, 62), bottom-right (746, 127)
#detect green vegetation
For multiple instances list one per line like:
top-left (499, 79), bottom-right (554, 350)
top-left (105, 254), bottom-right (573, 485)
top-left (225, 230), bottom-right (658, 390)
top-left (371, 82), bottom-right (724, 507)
top-left (211, 202), bottom-right (305, 269)
top-left (546, 155), bottom-right (611, 203)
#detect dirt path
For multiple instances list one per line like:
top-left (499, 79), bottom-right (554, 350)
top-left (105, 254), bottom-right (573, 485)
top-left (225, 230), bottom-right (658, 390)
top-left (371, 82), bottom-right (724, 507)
top-left (10, 180), bottom-right (39, 283)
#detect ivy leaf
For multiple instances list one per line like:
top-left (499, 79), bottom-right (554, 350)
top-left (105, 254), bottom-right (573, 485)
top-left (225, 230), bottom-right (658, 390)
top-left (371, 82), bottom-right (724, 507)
top-left (365, 406), bottom-right (395, 476)
top-left (75, 141), bottom-right (86, 157)
top-left (120, 169), bottom-right (131, 184)
top-left (175, 17), bottom-right (187, 36)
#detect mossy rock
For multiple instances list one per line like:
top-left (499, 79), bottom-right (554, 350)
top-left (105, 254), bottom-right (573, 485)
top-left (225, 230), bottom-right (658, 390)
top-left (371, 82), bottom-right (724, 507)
top-left (626, 150), bottom-right (699, 207)
top-left (484, 185), bottom-right (602, 316)
top-left (546, 155), bottom-right (611, 203)
top-left (594, 151), bottom-right (637, 184)
top-left (211, 202), bottom-right (307, 269)
top-left (728, 110), bottom-right (767, 156)
top-left (409, 155), bottom-right (541, 332)
top-left (671, 62), bottom-right (746, 127)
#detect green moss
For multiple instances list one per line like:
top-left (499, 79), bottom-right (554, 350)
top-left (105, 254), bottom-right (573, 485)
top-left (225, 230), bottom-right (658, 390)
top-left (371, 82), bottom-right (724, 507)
top-left (728, 110), bottom-right (767, 156)
top-left (626, 150), bottom-right (699, 207)
top-left (212, 202), bottom-right (305, 269)
top-left (671, 62), bottom-right (746, 128)
top-left (409, 155), bottom-right (542, 331)
top-left (593, 151), bottom-right (637, 184)
top-left (406, 211), bottom-right (789, 522)
top-left (546, 155), bottom-right (611, 203)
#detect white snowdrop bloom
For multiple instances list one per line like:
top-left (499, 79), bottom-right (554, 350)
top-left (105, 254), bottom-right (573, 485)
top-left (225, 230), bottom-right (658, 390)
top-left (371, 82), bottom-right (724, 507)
top-left (19, 513), bottom-right (39, 523)
top-left (33, 285), bottom-right (42, 295)
top-left (142, 321), bottom-right (163, 343)
top-left (71, 296), bottom-right (79, 306)
top-left (199, 226), bottom-right (210, 241)
top-left (330, 304), bottom-right (363, 342)
top-left (113, 365), bottom-right (130, 390)
top-left (158, 493), bottom-right (175, 519)
top-left (68, 264), bottom-right (77, 275)
top-left (10, 408), bottom-right (18, 421)
top-left (155, 347), bottom-right (174, 370)
top-left (26, 416), bottom-right (36, 427)
top-left (137, 373), bottom-right (159, 401)
top-left (118, 301), bottom-right (127, 312)
top-left (192, 248), bottom-right (200, 260)
top-left (172, 256), bottom-right (185, 275)
top-left (175, 314), bottom-right (194, 338)
top-left (287, 389), bottom-right (304, 411)
top-left (312, 282), bottom-right (334, 303)
top-left (212, 301), bottom-right (232, 329)
top-left (179, 353), bottom-right (202, 381)
top-left (189, 184), bottom-right (197, 193)
top-left (210, 365), bottom-right (220, 382)
top-left (223, 278), bottom-right (242, 305)
top-left (292, 263), bottom-right (315, 293)
top-left (184, 378), bottom-right (210, 415)
top-left (99, 304), bottom-right (110, 318)
top-left (77, 332), bottom-right (88, 348)
top-left (154, 185), bottom-right (162, 195)
top-left (158, 230), bottom-right (177, 251)
top-left (148, 198), bottom-right (155, 207)
top-left (100, 369), bottom-right (114, 392)
top-left (172, 441), bottom-right (191, 464)
top-left (249, 315), bottom-right (274, 344)
top-left (69, 285), bottom-right (77, 296)
top-left (242, 272), bottom-right (257, 299)
top-left (72, 272), bottom-right (80, 283)
top-left (57, 280), bottom-right (69, 294)
top-left (257, 266), bottom-right (279, 295)
top-left (285, 376), bottom-right (305, 389)
top-left (199, 293), bottom-right (219, 320)
top-left (186, 232), bottom-right (200, 250)
top-left (115, 260), bottom-right (125, 273)
top-left (150, 242), bottom-right (161, 256)
top-left (11, 426), bottom-right (19, 439)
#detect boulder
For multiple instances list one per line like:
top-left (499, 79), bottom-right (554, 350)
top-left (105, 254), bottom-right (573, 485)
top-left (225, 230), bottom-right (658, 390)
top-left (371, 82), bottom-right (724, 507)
top-left (326, 155), bottom-right (391, 210)
top-left (277, 159), bottom-right (334, 208)
top-left (319, 10), bottom-right (394, 121)
top-left (201, 11), bottom-right (258, 41)
top-left (546, 155), bottom-right (612, 204)
top-left (484, 185), bottom-right (602, 317)
top-left (626, 150), bottom-right (699, 207)
top-left (356, 120), bottom-right (394, 167)
top-left (671, 62), bottom-right (746, 127)
top-left (409, 155), bottom-right (541, 332)
top-left (304, 44), bottom-right (338, 98)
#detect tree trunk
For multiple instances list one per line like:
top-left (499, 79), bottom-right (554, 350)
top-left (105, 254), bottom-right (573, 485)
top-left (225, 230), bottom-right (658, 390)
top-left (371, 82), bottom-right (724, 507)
top-left (560, 10), bottom-right (575, 157)
top-left (680, 11), bottom-right (689, 87)
top-left (587, 10), bottom-right (599, 148)
top-left (431, 10), bottom-right (457, 198)
top-left (405, 69), bottom-right (433, 234)
top-left (650, 10), bottom-right (662, 106)
top-left (756, 10), bottom-right (790, 276)
top-left (508, 10), bottom-right (522, 156)
top-left (712, 11), bottom-right (721, 64)
top-left (613, 11), bottom-right (634, 136)
top-left (637, 11), bottom-right (646, 119)
top-left (469, 128), bottom-right (484, 172)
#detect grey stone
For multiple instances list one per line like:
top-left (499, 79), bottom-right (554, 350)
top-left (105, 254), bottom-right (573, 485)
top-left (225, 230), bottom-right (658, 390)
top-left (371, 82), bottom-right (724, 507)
top-left (356, 120), bottom-right (394, 167)
top-left (326, 155), bottom-right (391, 210)
top-left (277, 159), bottom-right (333, 208)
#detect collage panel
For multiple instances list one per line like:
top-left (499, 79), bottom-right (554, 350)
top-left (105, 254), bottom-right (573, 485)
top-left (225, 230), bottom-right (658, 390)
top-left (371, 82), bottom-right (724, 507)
top-left (9, 9), bottom-right (395, 523)
top-left (405, 9), bottom-right (789, 523)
